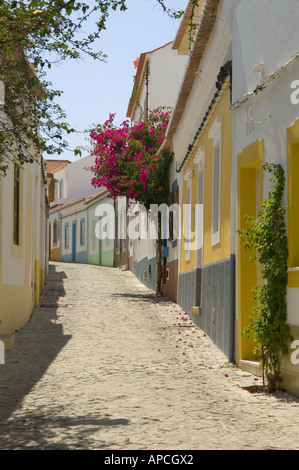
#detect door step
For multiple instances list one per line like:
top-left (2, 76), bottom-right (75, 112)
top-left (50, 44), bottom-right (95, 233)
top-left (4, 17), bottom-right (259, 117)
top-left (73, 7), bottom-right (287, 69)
top-left (240, 359), bottom-right (263, 377)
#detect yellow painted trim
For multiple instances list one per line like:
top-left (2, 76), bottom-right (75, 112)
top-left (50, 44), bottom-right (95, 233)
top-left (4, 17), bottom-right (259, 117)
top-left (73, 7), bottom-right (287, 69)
top-left (288, 271), bottom-right (299, 287)
top-left (237, 140), bottom-right (264, 362)
top-left (287, 118), bottom-right (299, 286)
top-left (11, 243), bottom-right (23, 258)
top-left (0, 163), bottom-right (48, 342)
top-left (179, 85), bottom-right (232, 273)
top-left (203, 85), bottom-right (232, 266)
top-left (0, 284), bottom-right (33, 335)
top-left (50, 246), bottom-right (60, 261)
top-left (180, 169), bottom-right (197, 273)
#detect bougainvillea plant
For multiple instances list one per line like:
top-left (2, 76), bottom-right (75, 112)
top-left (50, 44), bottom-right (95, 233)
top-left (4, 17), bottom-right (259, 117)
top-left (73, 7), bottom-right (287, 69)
top-left (90, 108), bottom-right (173, 210)
top-left (238, 163), bottom-right (293, 392)
top-left (90, 107), bottom-right (173, 293)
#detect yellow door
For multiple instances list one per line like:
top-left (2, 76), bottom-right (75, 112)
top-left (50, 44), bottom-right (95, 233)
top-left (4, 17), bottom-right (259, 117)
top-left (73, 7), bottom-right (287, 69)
top-left (237, 141), bottom-right (263, 361)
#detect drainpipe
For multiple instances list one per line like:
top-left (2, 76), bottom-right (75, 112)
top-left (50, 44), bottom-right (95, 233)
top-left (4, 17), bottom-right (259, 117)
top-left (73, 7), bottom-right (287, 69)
top-left (145, 61), bottom-right (149, 120)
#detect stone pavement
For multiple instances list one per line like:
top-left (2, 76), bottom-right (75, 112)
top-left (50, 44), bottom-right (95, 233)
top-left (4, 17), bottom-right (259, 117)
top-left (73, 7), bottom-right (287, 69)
top-left (1, 261), bottom-right (299, 450)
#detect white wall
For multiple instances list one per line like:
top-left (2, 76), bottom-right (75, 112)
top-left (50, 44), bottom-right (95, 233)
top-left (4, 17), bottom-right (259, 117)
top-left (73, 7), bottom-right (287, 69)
top-left (51, 155), bottom-right (101, 205)
top-left (53, 166), bottom-right (67, 201)
top-left (60, 206), bottom-right (88, 257)
top-left (168, 0), bottom-right (233, 267)
top-left (232, 0), bottom-right (299, 104)
top-left (148, 42), bottom-right (188, 114)
top-left (133, 42), bottom-right (188, 123)
top-left (131, 43), bottom-right (188, 264)
top-left (65, 155), bottom-right (101, 201)
top-left (1, 157), bottom-right (48, 287)
top-left (1, 163), bottom-right (27, 286)
top-left (234, 63), bottom-right (299, 326)
top-left (232, 0), bottom-right (299, 326)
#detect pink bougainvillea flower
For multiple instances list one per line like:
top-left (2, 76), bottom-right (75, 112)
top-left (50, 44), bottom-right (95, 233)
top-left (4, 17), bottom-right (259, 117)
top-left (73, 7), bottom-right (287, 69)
top-left (89, 108), bottom-right (172, 210)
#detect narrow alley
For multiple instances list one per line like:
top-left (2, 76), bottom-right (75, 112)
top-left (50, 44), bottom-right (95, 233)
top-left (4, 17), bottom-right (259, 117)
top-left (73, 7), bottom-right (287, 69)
top-left (0, 262), bottom-right (299, 450)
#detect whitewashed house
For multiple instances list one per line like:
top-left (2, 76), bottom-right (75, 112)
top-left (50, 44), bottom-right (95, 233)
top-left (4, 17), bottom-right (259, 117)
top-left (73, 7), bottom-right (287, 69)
top-left (47, 155), bottom-right (110, 266)
top-left (127, 41), bottom-right (188, 124)
top-left (0, 157), bottom-right (49, 350)
top-left (47, 154), bottom-right (102, 263)
top-left (125, 40), bottom-right (188, 292)
top-left (232, 0), bottom-right (299, 392)
top-left (160, 0), bottom-right (235, 360)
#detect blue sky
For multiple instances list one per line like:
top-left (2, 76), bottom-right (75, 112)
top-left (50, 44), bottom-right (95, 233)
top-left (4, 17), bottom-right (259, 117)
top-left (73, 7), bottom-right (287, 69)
top-left (46, 0), bottom-right (188, 162)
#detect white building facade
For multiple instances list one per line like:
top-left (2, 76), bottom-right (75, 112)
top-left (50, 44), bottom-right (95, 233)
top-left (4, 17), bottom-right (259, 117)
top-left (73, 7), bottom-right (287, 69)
top-left (125, 41), bottom-right (188, 293)
top-left (0, 157), bottom-right (49, 350)
top-left (232, 0), bottom-right (299, 391)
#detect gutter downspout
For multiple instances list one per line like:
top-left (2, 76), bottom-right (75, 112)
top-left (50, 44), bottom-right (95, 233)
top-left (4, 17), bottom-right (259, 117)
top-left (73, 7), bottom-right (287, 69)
top-left (145, 61), bottom-right (149, 120)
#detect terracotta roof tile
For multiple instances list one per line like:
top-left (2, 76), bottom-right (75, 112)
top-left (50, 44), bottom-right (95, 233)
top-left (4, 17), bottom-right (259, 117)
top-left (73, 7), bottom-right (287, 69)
top-left (44, 159), bottom-right (71, 174)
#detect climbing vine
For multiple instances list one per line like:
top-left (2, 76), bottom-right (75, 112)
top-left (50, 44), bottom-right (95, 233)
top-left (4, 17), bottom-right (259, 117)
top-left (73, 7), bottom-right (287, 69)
top-left (238, 163), bottom-right (293, 392)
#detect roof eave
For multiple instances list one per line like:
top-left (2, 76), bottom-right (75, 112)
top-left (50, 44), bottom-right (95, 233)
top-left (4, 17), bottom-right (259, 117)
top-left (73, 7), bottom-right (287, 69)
top-left (163, 0), bottom-right (219, 147)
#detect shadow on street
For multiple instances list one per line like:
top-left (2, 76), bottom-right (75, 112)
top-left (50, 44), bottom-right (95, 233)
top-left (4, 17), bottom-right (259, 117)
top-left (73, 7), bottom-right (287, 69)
top-left (0, 264), bottom-right (71, 425)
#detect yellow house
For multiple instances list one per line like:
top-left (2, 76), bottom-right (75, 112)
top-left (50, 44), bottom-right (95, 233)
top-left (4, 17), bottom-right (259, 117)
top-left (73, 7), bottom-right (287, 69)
top-left (0, 157), bottom-right (48, 350)
top-left (161, 0), bottom-right (235, 360)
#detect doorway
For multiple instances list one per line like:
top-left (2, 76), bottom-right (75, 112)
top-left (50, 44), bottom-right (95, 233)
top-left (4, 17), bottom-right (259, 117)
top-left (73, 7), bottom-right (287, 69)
top-left (237, 140), bottom-right (263, 361)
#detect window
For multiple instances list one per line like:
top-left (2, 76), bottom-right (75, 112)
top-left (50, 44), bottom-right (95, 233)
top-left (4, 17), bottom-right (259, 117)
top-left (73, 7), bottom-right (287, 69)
top-left (168, 185), bottom-right (179, 242)
top-left (212, 137), bottom-right (221, 243)
top-left (184, 175), bottom-right (192, 262)
top-left (80, 219), bottom-right (85, 246)
top-left (53, 219), bottom-right (58, 245)
top-left (196, 159), bottom-right (204, 253)
top-left (13, 164), bottom-right (20, 245)
top-left (64, 224), bottom-right (69, 248)
top-left (193, 146), bottom-right (205, 254)
top-left (209, 117), bottom-right (222, 246)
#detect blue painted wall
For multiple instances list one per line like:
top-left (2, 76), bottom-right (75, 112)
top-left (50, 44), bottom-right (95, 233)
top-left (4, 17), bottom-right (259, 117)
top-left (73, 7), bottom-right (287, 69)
top-left (133, 256), bottom-right (156, 292)
top-left (60, 213), bottom-right (88, 264)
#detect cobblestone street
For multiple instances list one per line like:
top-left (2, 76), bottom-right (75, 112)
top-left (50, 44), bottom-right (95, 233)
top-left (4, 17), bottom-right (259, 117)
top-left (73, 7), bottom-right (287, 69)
top-left (1, 261), bottom-right (299, 450)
